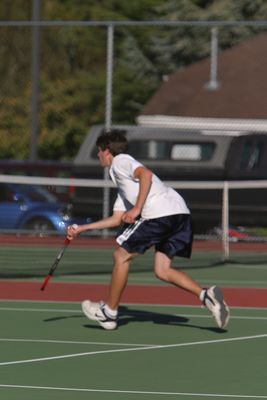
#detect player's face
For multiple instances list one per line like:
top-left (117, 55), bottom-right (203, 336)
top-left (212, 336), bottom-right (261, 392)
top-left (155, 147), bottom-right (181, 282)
top-left (97, 147), bottom-right (112, 167)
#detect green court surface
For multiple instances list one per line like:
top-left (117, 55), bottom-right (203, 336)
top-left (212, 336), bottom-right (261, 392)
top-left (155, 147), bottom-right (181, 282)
top-left (1, 244), bottom-right (267, 289)
top-left (55, 260), bottom-right (267, 289)
top-left (0, 301), bottom-right (267, 400)
top-left (0, 238), bottom-right (267, 399)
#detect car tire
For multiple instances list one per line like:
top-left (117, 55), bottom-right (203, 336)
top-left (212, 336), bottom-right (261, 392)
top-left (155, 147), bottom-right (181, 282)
top-left (23, 218), bottom-right (55, 236)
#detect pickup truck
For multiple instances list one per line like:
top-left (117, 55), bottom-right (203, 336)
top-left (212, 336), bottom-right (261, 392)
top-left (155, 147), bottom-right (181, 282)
top-left (71, 124), bottom-right (267, 233)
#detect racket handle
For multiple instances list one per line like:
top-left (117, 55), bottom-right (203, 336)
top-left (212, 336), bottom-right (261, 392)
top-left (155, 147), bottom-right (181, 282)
top-left (40, 237), bottom-right (70, 291)
top-left (64, 238), bottom-right (70, 246)
top-left (40, 274), bottom-right (51, 291)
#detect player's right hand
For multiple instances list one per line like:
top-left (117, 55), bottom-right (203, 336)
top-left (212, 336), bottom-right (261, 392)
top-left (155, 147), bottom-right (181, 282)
top-left (67, 224), bottom-right (79, 240)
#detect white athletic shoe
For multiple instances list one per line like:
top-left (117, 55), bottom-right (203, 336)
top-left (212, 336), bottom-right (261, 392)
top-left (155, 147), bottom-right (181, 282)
top-left (203, 286), bottom-right (230, 328)
top-left (81, 300), bottom-right (118, 330)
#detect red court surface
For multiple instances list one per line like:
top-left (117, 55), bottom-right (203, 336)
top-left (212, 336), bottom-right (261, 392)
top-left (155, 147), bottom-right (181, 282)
top-left (0, 281), bottom-right (266, 308)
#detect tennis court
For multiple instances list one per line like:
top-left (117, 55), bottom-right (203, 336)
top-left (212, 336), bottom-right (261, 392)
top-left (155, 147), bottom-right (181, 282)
top-left (0, 235), bottom-right (267, 399)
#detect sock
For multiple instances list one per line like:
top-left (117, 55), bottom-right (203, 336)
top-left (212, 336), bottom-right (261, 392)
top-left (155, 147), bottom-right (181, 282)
top-left (199, 289), bottom-right (206, 303)
top-left (103, 304), bottom-right (118, 318)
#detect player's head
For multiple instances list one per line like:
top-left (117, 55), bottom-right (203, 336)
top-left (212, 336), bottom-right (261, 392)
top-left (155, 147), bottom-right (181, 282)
top-left (96, 129), bottom-right (128, 156)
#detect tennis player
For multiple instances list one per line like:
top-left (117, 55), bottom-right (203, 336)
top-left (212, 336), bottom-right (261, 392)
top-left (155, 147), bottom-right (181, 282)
top-left (67, 130), bottom-right (230, 330)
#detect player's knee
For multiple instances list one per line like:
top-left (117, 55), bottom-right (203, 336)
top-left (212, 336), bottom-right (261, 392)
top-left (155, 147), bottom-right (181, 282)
top-left (113, 247), bottom-right (132, 265)
top-left (113, 248), bottom-right (123, 264)
top-left (154, 265), bottom-right (168, 281)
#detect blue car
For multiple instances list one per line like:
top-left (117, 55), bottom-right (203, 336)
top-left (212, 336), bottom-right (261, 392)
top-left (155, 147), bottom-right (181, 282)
top-left (0, 182), bottom-right (90, 235)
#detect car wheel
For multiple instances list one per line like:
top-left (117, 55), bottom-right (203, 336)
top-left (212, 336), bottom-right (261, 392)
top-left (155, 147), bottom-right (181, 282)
top-left (23, 218), bottom-right (55, 236)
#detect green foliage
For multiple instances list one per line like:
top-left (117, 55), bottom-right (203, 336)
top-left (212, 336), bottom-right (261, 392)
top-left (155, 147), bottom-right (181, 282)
top-left (38, 70), bottom-right (106, 159)
top-left (0, 0), bottom-right (267, 160)
top-left (0, 95), bottom-right (30, 159)
top-left (113, 66), bottom-right (157, 123)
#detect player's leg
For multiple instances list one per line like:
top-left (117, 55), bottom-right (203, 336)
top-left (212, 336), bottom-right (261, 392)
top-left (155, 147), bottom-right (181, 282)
top-left (153, 251), bottom-right (229, 328)
top-left (106, 246), bottom-right (138, 310)
top-left (82, 246), bottom-right (138, 330)
top-left (153, 251), bottom-right (202, 296)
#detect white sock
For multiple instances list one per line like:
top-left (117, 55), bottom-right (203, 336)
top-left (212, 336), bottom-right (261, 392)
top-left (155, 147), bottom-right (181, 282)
top-left (199, 289), bottom-right (206, 302)
top-left (104, 304), bottom-right (118, 317)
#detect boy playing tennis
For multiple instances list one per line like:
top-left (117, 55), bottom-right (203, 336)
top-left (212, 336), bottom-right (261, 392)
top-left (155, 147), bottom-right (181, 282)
top-left (67, 130), bottom-right (230, 330)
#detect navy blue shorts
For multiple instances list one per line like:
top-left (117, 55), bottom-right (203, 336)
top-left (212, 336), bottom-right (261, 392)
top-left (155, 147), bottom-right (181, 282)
top-left (116, 214), bottom-right (193, 258)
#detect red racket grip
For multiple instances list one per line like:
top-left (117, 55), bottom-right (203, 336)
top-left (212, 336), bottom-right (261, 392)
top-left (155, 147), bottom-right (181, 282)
top-left (40, 274), bottom-right (52, 291)
top-left (64, 238), bottom-right (70, 246)
top-left (40, 237), bottom-right (70, 291)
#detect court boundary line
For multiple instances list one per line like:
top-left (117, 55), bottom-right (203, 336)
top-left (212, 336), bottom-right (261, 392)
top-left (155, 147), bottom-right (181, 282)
top-left (0, 383), bottom-right (266, 398)
top-left (1, 306), bottom-right (267, 323)
top-left (0, 302), bottom-right (266, 399)
top-left (0, 338), bottom-right (153, 347)
top-left (0, 299), bottom-right (267, 311)
top-left (1, 304), bottom-right (267, 321)
top-left (1, 333), bottom-right (267, 366)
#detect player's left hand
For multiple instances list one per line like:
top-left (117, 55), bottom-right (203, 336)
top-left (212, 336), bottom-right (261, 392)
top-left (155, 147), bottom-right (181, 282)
top-left (122, 208), bottom-right (140, 224)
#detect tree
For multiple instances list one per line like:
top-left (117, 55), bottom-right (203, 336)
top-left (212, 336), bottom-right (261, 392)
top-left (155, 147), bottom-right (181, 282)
top-left (0, 0), bottom-right (267, 160)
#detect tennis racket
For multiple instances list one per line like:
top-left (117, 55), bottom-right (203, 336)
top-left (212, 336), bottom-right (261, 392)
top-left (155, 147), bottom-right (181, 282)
top-left (40, 237), bottom-right (70, 291)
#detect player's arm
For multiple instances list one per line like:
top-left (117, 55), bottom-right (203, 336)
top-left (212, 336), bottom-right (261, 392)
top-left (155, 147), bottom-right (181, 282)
top-left (67, 210), bottom-right (124, 240)
top-left (122, 166), bottom-right (152, 224)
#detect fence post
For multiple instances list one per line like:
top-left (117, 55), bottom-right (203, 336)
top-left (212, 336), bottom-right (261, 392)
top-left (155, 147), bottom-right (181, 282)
top-left (222, 181), bottom-right (230, 261)
top-left (102, 24), bottom-right (114, 235)
top-left (105, 24), bottom-right (114, 131)
top-left (205, 26), bottom-right (220, 90)
top-left (30, 0), bottom-right (41, 161)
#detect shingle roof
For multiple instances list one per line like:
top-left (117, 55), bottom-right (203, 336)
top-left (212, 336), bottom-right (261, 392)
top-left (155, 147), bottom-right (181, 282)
top-left (141, 32), bottom-right (267, 119)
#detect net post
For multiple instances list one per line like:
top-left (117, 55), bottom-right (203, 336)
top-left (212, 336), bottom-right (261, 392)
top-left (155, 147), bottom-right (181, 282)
top-left (222, 181), bottom-right (230, 262)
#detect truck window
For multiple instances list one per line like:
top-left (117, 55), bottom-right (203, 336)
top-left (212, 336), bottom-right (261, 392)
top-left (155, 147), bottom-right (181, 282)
top-left (91, 139), bottom-right (215, 161)
top-left (240, 140), bottom-right (263, 170)
top-left (128, 140), bottom-right (172, 160)
top-left (171, 143), bottom-right (214, 160)
top-left (129, 140), bottom-right (215, 161)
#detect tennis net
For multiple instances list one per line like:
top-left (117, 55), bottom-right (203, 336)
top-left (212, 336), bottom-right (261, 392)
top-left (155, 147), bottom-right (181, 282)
top-left (0, 173), bottom-right (266, 278)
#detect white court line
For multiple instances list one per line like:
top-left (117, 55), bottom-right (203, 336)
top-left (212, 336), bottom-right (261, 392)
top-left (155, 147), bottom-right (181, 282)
top-left (1, 306), bottom-right (267, 323)
top-left (0, 306), bottom-right (81, 313)
top-left (232, 264), bottom-right (267, 270)
top-left (0, 338), bottom-right (152, 347)
top-left (0, 384), bottom-right (266, 398)
top-left (0, 333), bottom-right (267, 367)
top-left (1, 307), bottom-right (267, 323)
top-left (176, 314), bottom-right (267, 321)
top-left (1, 299), bottom-right (267, 310)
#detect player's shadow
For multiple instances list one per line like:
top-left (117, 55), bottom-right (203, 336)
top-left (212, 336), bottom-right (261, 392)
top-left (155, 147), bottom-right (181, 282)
top-left (43, 314), bottom-right (83, 322)
top-left (83, 305), bottom-right (226, 333)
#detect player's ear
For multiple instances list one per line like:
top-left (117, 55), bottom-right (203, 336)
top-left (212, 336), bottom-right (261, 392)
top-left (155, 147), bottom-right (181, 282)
top-left (106, 148), bottom-right (114, 157)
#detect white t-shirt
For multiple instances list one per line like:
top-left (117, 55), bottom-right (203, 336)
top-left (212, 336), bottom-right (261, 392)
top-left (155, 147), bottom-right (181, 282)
top-left (109, 154), bottom-right (190, 219)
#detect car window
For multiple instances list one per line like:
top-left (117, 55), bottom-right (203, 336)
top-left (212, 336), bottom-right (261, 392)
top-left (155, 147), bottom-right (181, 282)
top-left (14, 185), bottom-right (58, 203)
top-left (0, 185), bottom-right (14, 202)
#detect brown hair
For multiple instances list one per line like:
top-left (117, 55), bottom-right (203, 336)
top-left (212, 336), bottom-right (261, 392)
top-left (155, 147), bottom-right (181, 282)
top-left (96, 130), bottom-right (128, 156)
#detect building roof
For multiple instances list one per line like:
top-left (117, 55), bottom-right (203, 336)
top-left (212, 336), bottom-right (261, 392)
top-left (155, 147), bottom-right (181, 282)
top-left (141, 32), bottom-right (267, 119)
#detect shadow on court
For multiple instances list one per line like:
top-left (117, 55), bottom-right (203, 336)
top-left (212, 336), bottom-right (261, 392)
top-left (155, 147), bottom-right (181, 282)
top-left (82, 305), bottom-right (227, 333)
top-left (42, 305), bottom-right (226, 333)
top-left (43, 314), bottom-right (83, 322)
